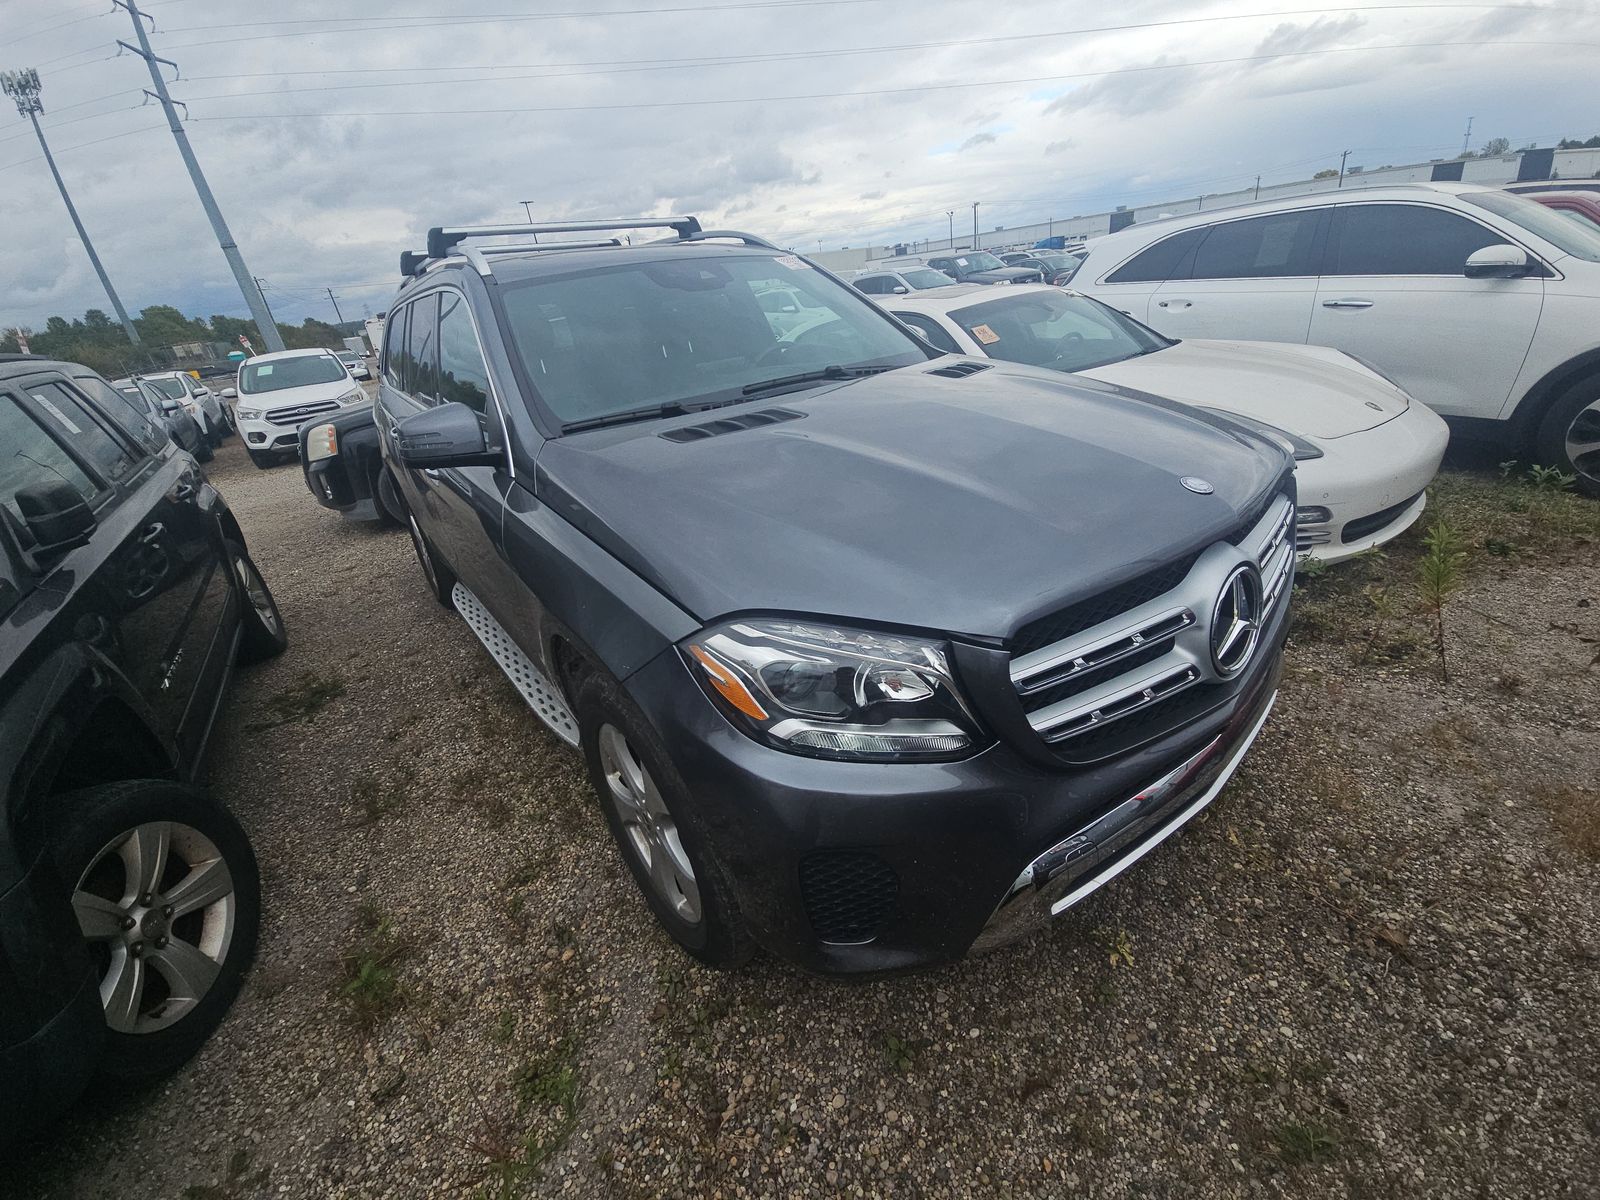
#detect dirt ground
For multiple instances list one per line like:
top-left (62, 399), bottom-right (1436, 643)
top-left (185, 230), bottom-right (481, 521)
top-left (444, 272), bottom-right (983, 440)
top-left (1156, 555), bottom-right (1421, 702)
top-left (12, 435), bottom-right (1599, 1200)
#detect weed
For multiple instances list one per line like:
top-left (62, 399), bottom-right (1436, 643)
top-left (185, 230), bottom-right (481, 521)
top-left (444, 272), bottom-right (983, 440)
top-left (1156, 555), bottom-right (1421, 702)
top-left (1107, 927), bottom-right (1135, 968)
top-left (181, 1149), bottom-right (270, 1200)
top-left (1272, 1121), bottom-right (1341, 1165)
top-left (881, 1032), bottom-right (924, 1073)
top-left (1295, 554), bottom-right (1329, 582)
top-left (1494, 671), bottom-right (1527, 696)
top-left (492, 1009), bottom-right (516, 1046)
top-left (1524, 463), bottom-right (1576, 491)
top-left (1416, 519), bottom-right (1467, 682)
top-left (339, 901), bottom-right (406, 1031)
top-left (350, 776), bottom-right (400, 825)
top-left (246, 671), bottom-right (345, 731)
top-left (514, 1041), bottom-right (580, 1122)
top-left (1534, 784), bottom-right (1600, 861)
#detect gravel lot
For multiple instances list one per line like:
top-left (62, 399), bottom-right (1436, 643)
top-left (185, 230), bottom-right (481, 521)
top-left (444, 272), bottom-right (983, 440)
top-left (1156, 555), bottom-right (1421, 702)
top-left (12, 428), bottom-right (1600, 1200)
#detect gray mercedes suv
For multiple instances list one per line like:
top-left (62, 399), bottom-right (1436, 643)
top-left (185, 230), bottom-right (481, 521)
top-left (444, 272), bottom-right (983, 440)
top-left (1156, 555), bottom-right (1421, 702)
top-left (378, 217), bottom-right (1294, 974)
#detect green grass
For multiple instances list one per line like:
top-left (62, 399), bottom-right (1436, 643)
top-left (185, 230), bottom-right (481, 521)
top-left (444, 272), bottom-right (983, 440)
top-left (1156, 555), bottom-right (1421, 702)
top-left (339, 901), bottom-right (406, 1031)
top-left (1272, 1121), bottom-right (1341, 1165)
top-left (247, 671), bottom-right (346, 731)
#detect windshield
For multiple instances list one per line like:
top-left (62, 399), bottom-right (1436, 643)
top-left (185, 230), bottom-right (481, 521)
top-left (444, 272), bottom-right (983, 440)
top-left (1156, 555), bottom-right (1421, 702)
top-left (902, 268), bottom-right (956, 289)
top-left (951, 290), bottom-right (1172, 372)
top-left (499, 253), bottom-right (926, 429)
top-left (337, 352), bottom-right (358, 363)
top-left (145, 377), bottom-right (189, 401)
top-left (239, 353), bottom-right (348, 394)
top-left (1462, 189), bottom-right (1600, 262)
top-left (953, 252), bottom-right (1007, 273)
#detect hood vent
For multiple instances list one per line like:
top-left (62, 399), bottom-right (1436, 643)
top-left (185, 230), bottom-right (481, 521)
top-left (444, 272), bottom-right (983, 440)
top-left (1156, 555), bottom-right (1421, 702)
top-left (659, 406), bottom-right (805, 443)
top-left (927, 361), bottom-right (993, 379)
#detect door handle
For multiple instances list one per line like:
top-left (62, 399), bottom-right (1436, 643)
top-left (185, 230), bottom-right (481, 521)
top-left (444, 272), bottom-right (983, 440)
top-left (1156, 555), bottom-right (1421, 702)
top-left (138, 522), bottom-right (166, 545)
top-left (1321, 298), bottom-right (1374, 309)
top-left (1156, 299), bottom-right (1192, 310)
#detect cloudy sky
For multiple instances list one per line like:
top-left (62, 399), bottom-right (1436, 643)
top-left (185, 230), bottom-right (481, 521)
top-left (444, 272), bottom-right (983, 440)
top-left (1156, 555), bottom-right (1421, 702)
top-left (2, 0), bottom-right (1597, 329)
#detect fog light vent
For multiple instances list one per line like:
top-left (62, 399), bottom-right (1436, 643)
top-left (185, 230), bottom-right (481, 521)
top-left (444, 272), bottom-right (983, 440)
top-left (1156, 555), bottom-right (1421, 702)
top-left (1296, 506), bottom-right (1332, 526)
top-left (799, 850), bottom-right (898, 945)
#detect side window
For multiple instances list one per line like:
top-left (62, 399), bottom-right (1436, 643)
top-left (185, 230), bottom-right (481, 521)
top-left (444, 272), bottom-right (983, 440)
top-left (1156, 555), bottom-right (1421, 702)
top-left (74, 374), bottom-right (166, 454)
top-left (23, 381), bottom-right (138, 483)
top-left (383, 303), bottom-right (410, 389)
top-left (855, 277), bottom-right (887, 295)
top-left (1104, 227), bottom-right (1205, 283)
top-left (403, 293), bottom-right (440, 399)
top-left (437, 292), bottom-right (492, 413)
top-left (895, 312), bottom-right (962, 354)
top-left (0, 392), bottom-right (100, 519)
top-left (1327, 204), bottom-right (1504, 276)
top-left (1189, 210), bottom-right (1323, 279)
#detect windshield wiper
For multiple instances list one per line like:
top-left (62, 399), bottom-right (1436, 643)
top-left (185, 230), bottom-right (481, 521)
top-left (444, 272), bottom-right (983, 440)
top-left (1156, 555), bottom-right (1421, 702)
top-left (741, 365), bottom-right (883, 396)
top-left (562, 401), bottom-right (690, 434)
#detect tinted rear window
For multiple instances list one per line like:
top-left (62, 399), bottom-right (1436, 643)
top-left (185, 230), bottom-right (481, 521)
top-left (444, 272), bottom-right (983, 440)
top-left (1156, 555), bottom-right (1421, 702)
top-left (1189, 210), bottom-right (1323, 279)
top-left (1104, 227), bottom-right (1204, 283)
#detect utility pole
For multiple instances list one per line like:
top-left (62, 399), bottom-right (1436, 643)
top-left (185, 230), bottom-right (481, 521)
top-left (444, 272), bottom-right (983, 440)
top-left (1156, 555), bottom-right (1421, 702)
top-left (1461, 116), bottom-right (1474, 157)
top-left (253, 277), bottom-right (278, 329)
top-left (1253, 174), bottom-right (1261, 200)
top-left (518, 200), bottom-right (540, 240)
top-left (2, 68), bottom-right (141, 346)
top-left (946, 210), bottom-right (954, 248)
top-left (1336, 149), bottom-right (1350, 188)
top-left (972, 202), bottom-right (979, 250)
top-left (326, 288), bottom-right (345, 324)
top-left (114, 0), bottom-right (283, 351)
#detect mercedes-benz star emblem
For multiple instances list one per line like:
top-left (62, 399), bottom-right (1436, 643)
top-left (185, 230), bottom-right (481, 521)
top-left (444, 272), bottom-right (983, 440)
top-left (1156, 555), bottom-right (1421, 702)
top-left (1210, 565), bottom-right (1263, 677)
top-left (1181, 476), bottom-right (1214, 495)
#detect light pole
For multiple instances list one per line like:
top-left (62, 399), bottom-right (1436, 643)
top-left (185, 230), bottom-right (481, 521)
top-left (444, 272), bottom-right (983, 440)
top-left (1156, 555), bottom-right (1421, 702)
top-left (972, 202), bottom-right (980, 250)
top-left (2, 68), bottom-right (141, 346)
top-left (114, 0), bottom-right (283, 350)
top-left (519, 200), bottom-right (540, 241)
top-left (947, 210), bottom-right (954, 248)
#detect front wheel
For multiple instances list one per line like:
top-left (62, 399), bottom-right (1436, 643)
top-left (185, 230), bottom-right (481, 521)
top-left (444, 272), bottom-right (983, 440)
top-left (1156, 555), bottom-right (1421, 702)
top-left (574, 672), bottom-right (752, 968)
top-left (405, 512), bottom-right (455, 606)
top-left (227, 542), bottom-right (287, 664)
top-left (50, 781), bottom-right (260, 1082)
top-left (1534, 376), bottom-right (1600, 497)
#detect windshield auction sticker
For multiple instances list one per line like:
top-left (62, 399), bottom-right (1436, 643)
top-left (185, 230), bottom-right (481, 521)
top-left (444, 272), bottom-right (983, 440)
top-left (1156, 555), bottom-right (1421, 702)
top-left (774, 254), bottom-right (811, 270)
top-left (970, 324), bottom-right (1001, 345)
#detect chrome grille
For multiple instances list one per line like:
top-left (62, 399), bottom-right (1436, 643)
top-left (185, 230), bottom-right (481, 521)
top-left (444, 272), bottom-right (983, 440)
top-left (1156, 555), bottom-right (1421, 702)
top-left (266, 400), bottom-right (340, 426)
top-left (1010, 494), bottom-right (1292, 752)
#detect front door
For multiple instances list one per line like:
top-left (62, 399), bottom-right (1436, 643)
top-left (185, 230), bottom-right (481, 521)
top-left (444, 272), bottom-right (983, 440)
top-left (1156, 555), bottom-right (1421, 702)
top-left (1308, 202), bottom-right (1545, 420)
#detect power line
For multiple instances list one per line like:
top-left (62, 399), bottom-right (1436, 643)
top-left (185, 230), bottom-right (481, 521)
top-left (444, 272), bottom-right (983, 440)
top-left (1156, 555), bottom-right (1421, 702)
top-left (165, 3), bottom-right (1564, 103)
top-left (184, 38), bottom-right (1596, 123)
top-left (0, 122), bottom-right (164, 173)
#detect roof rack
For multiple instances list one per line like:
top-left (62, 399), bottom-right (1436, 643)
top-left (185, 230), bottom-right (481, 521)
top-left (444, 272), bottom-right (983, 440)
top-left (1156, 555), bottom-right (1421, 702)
top-left (426, 216), bottom-right (700, 260)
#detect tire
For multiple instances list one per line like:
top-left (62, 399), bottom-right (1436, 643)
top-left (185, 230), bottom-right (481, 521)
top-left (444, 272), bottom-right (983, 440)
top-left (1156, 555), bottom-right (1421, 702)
top-left (247, 450), bottom-right (275, 470)
top-left (374, 466), bottom-right (406, 528)
top-left (48, 780), bottom-right (260, 1082)
top-left (194, 439), bottom-right (214, 464)
top-left (573, 671), bottom-right (753, 969)
top-left (227, 541), bottom-right (287, 663)
top-left (405, 510), bottom-right (455, 607)
top-left (1533, 375), bottom-right (1600, 497)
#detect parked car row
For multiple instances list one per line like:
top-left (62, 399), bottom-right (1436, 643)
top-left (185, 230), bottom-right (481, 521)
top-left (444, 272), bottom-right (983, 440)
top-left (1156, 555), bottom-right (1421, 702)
top-left (0, 352), bottom-right (286, 1148)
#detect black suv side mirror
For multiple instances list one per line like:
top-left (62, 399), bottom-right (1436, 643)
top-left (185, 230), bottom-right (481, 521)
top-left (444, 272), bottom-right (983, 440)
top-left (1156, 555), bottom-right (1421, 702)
top-left (394, 402), bottom-right (501, 469)
top-left (15, 480), bottom-right (95, 559)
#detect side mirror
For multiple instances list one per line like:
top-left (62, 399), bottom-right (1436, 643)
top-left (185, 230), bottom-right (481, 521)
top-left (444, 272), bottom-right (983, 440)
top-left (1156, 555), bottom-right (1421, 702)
top-left (393, 402), bottom-right (500, 469)
top-left (891, 285), bottom-right (909, 295)
top-left (1464, 244), bottom-right (1532, 279)
top-left (160, 399), bottom-right (183, 414)
top-left (221, 387), bottom-right (238, 399)
top-left (15, 480), bottom-right (95, 559)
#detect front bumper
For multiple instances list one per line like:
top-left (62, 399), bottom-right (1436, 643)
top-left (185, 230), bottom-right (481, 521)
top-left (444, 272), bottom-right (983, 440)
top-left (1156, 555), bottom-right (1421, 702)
top-left (624, 596), bottom-right (1288, 975)
top-left (239, 416), bottom-right (304, 453)
top-left (1295, 402), bottom-right (1449, 562)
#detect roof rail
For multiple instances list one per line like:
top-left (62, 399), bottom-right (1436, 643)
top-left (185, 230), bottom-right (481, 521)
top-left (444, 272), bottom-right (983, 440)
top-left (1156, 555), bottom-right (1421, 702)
top-left (678, 229), bottom-right (783, 251)
top-left (425, 216), bottom-right (700, 259)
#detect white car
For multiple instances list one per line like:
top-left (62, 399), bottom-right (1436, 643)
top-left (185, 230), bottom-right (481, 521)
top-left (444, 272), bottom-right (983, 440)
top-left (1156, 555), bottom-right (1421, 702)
top-left (336, 349), bottom-right (372, 380)
top-left (1068, 183), bottom-right (1600, 494)
top-left (140, 371), bottom-right (229, 445)
top-left (880, 284), bottom-right (1449, 563)
top-left (228, 348), bottom-right (369, 469)
top-left (848, 264), bottom-right (968, 296)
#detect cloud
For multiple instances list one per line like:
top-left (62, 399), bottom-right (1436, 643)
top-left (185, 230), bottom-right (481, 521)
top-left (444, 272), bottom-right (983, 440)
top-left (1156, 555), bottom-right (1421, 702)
top-left (1044, 139), bottom-right (1075, 155)
top-left (1252, 14), bottom-right (1366, 58)
top-left (857, 189), bottom-right (884, 200)
top-left (958, 131), bottom-right (997, 151)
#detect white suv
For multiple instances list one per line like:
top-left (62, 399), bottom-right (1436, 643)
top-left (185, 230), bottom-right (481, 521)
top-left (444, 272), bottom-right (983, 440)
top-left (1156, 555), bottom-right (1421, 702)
top-left (231, 348), bottom-right (367, 469)
top-left (1072, 183), bottom-right (1600, 493)
top-left (849, 264), bottom-right (965, 296)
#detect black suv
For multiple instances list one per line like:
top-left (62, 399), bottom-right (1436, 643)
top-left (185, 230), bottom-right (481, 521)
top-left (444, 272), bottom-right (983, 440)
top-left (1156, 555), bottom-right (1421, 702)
top-left (378, 219), bottom-right (1293, 975)
top-left (0, 355), bottom-right (285, 1145)
top-left (926, 250), bottom-right (1044, 286)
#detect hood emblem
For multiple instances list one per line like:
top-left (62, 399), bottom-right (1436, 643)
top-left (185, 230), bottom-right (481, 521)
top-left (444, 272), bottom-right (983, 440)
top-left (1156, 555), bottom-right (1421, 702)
top-left (1180, 476), bottom-right (1214, 495)
top-left (1211, 565), bottom-right (1264, 678)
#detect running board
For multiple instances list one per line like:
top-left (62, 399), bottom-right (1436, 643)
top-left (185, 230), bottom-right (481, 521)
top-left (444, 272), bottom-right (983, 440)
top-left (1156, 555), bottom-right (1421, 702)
top-left (451, 583), bottom-right (579, 748)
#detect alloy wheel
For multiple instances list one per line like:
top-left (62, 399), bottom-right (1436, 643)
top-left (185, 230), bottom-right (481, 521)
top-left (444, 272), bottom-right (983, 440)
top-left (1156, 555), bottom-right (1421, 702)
top-left (1564, 394), bottom-right (1600, 488)
top-left (597, 723), bottom-right (702, 924)
top-left (233, 554), bottom-right (279, 635)
top-left (407, 514), bottom-right (438, 594)
top-left (71, 821), bottom-right (237, 1034)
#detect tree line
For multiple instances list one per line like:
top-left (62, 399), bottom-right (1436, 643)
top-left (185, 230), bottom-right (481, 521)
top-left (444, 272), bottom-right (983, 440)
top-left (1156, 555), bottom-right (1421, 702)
top-left (1, 305), bottom-right (359, 379)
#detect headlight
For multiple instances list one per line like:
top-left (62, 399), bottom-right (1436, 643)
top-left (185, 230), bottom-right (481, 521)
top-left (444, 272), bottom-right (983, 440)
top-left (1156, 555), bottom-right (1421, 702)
top-left (1202, 408), bottom-right (1323, 461)
top-left (337, 388), bottom-right (366, 406)
top-left (235, 407), bottom-right (262, 421)
top-left (305, 422), bottom-right (338, 462)
top-left (682, 618), bottom-right (987, 761)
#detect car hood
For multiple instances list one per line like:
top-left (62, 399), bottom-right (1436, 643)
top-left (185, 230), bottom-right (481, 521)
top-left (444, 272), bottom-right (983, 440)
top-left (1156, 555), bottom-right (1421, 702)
top-left (239, 378), bottom-right (359, 413)
top-left (1079, 340), bottom-right (1409, 439)
top-left (968, 267), bottom-right (1043, 284)
top-left (535, 363), bottom-right (1288, 638)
